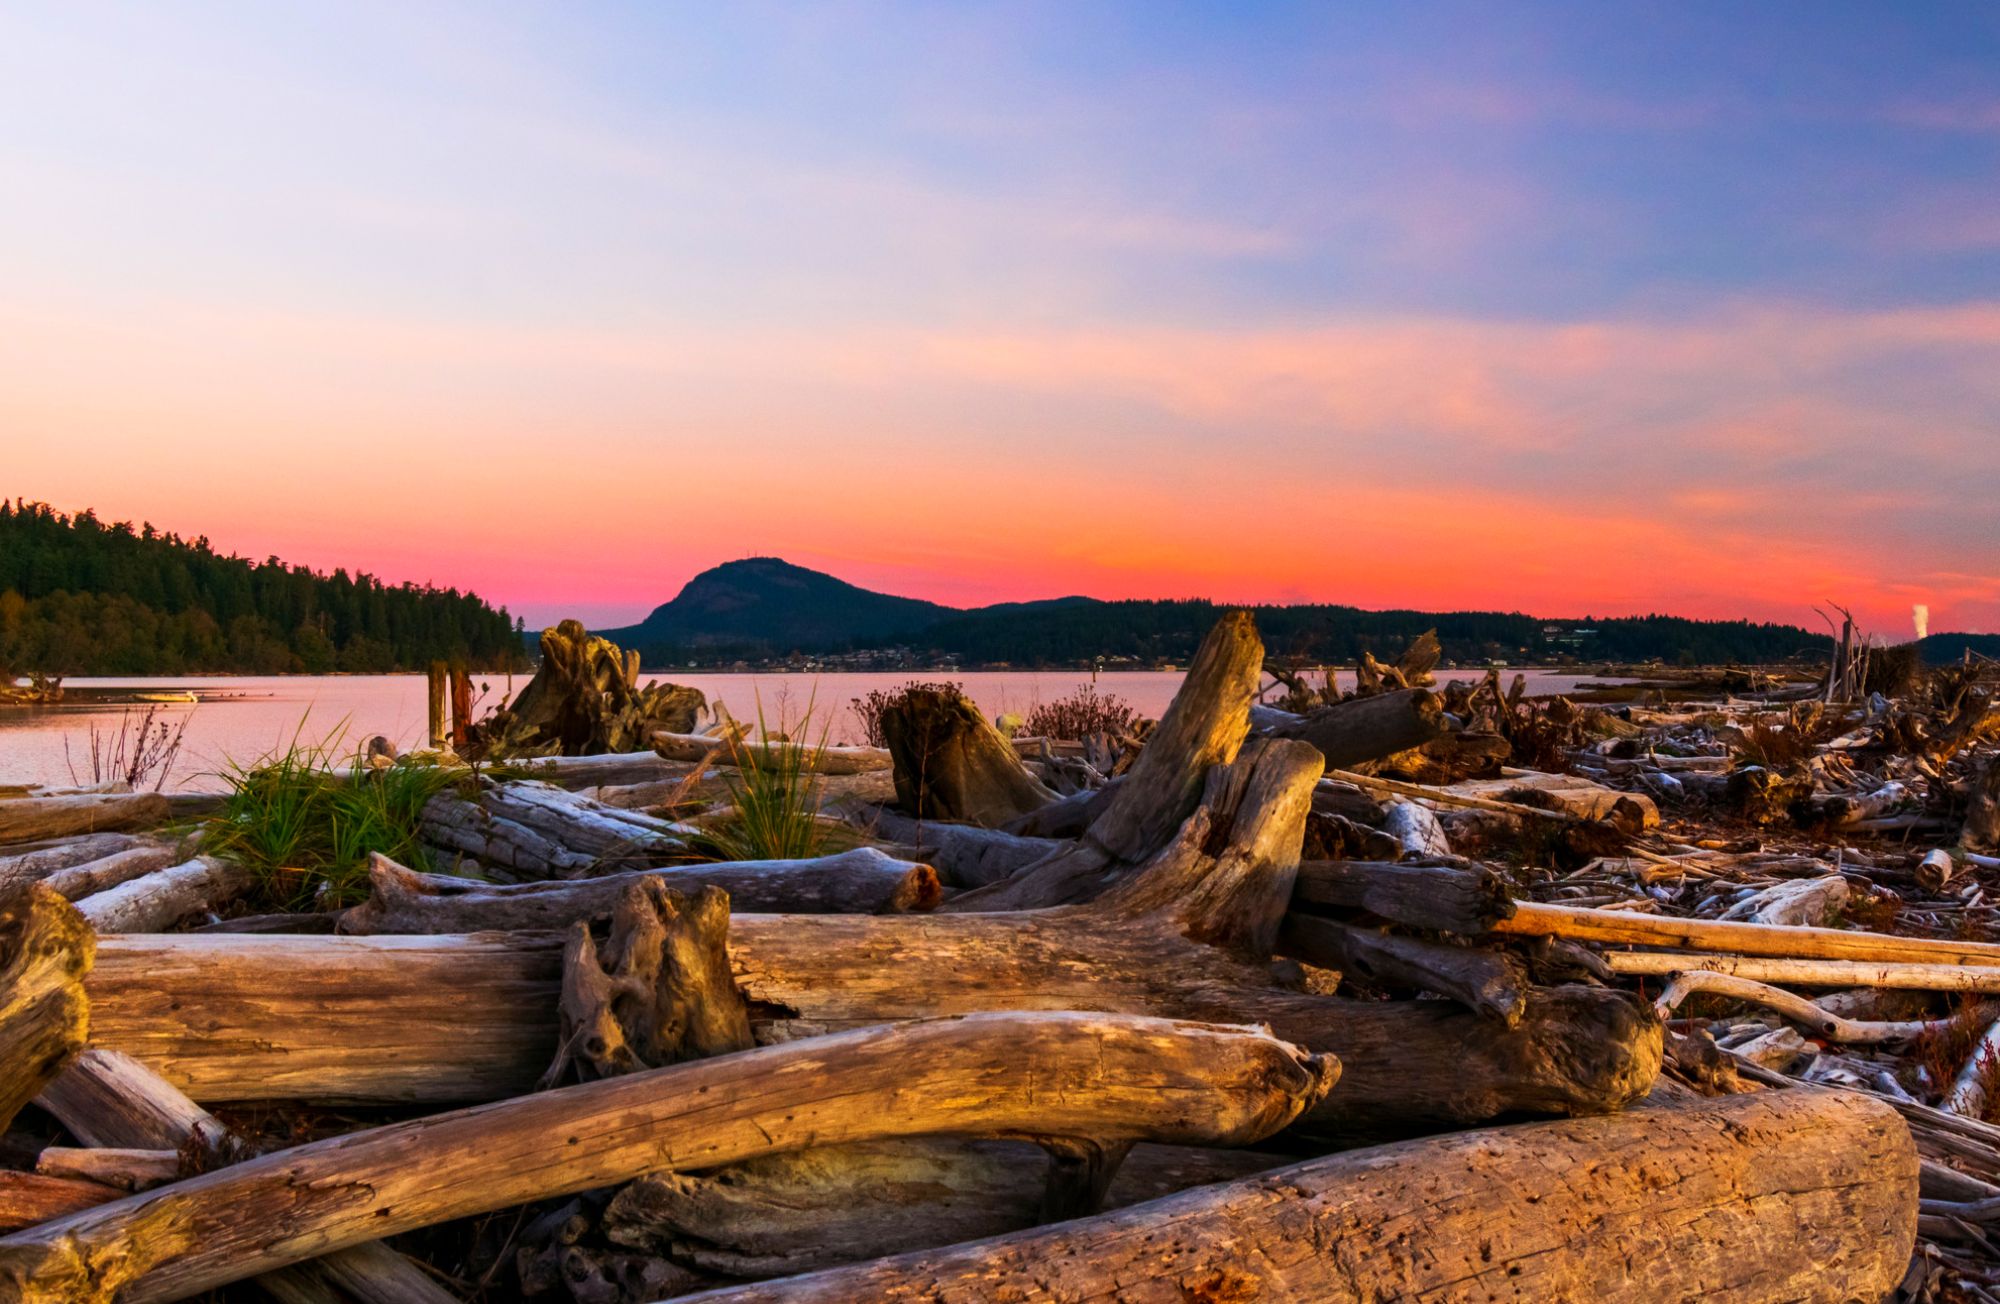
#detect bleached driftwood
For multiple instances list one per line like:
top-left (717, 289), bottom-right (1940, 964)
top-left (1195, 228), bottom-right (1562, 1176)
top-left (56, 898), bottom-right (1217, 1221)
top-left (1652, 971), bottom-right (1971, 1045)
top-left (652, 732), bottom-right (893, 775)
top-left (1606, 952), bottom-right (2000, 992)
top-left (38, 847), bottom-right (179, 903)
top-left (73, 857), bottom-right (253, 933)
top-left (421, 778), bottom-right (695, 877)
top-left (0, 835), bottom-right (153, 891)
top-left (1279, 914), bottom-right (1526, 1025)
top-left (1496, 898), bottom-right (2000, 966)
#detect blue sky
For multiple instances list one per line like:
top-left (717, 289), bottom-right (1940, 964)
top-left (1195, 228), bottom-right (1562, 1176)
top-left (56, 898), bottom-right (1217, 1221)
top-left (2, 2), bottom-right (1996, 632)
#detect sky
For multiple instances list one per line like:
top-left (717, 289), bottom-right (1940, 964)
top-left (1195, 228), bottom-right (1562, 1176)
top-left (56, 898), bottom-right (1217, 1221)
top-left (2, 2), bottom-right (1997, 636)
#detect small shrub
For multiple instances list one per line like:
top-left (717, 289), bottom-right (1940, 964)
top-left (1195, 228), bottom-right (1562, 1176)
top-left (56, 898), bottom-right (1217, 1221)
top-left (65, 705), bottom-right (189, 791)
top-left (1022, 685), bottom-right (1138, 741)
top-left (849, 680), bottom-right (962, 747)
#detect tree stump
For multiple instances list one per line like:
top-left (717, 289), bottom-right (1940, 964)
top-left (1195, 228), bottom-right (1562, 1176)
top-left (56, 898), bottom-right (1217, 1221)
top-left (879, 689), bottom-right (1056, 827)
top-left (471, 620), bottom-right (705, 757)
top-left (543, 880), bottom-right (753, 1087)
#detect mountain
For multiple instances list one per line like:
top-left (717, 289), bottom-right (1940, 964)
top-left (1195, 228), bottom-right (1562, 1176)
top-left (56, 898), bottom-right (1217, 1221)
top-left (0, 500), bottom-right (522, 674)
top-left (596, 556), bottom-right (1830, 668)
top-left (595, 557), bottom-right (958, 652)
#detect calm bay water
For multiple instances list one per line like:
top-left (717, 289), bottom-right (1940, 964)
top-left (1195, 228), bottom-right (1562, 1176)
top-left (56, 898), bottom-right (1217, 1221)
top-left (0, 668), bottom-right (1617, 793)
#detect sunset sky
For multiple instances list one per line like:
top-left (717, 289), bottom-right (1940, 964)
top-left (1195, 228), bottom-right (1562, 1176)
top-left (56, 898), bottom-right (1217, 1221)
top-left (2, 3), bottom-right (1996, 636)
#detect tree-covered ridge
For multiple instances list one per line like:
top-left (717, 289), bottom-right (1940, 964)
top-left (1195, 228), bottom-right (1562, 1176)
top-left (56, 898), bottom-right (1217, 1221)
top-left (0, 500), bottom-right (522, 674)
top-left (919, 599), bottom-right (1828, 668)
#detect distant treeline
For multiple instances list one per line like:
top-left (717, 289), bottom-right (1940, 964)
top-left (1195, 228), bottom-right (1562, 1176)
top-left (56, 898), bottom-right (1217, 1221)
top-left (916, 600), bottom-right (1829, 668)
top-left (0, 501), bottom-right (523, 675)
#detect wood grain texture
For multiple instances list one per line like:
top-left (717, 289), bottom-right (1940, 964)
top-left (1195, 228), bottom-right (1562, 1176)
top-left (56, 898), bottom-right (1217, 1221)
top-left (685, 1088), bottom-right (1915, 1304)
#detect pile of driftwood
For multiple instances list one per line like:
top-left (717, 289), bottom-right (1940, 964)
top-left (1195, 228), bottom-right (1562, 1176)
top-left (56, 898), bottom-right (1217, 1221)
top-left (2, 612), bottom-right (1990, 1301)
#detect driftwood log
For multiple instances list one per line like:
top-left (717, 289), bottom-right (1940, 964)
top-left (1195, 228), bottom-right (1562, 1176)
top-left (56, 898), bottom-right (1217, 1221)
top-left (603, 1139), bottom-right (1286, 1279)
top-left (340, 847), bottom-right (939, 934)
top-left (0, 1176), bottom-right (121, 1235)
top-left (0, 794), bottom-right (168, 848)
top-left (37, 847), bottom-right (179, 903)
top-left (72, 857), bottom-right (253, 934)
top-left (880, 688), bottom-right (1056, 827)
top-left (856, 808), bottom-right (1061, 889)
top-left (1251, 687), bottom-right (1447, 771)
top-left (652, 732), bottom-right (892, 775)
top-left (1291, 858), bottom-right (1517, 934)
top-left (0, 835), bottom-right (154, 891)
top-left (0, 1013), bottom-right (1336, 1303)
top-left (84, 742), bottom-right (1659, 1136)
top-left (0, 886), bottom-right (93, 1131)
top-left (35, 1049), bottom-right (453, 1304)
top-left (686, 1088), bottom-right (1915, 1304)
top-left (1278, 913), bottom-right (1528, 1025)
top-left (1496, 898), bottom-right (2000, 966)
top-left (421, 778), bottom-right (693, 877)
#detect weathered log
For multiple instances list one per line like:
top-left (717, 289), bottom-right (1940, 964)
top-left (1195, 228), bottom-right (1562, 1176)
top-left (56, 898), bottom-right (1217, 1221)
top-left (72, 857), bottom-right (253, 933)
top-left (34, 1049), bottom-right (456, 1303)
top-left (0, 835), bottom-right (151, 891)
top-left (1497, 898), bottom-right (2000, 966)
top-left (1278, 913), bottom-right (1527, 1025)
top-left (1380, 797), bottom-right (1450, 857)
top-left (0, 1175), bottom-right (121, 1234)
top-left (1718, 874), bottom-right (1848, 927)
top-left (38, 847), bottom-right (179, 903)
top-left (0, 1013), bottom-right (1337, 1303)
top-left (603, 1140), bottom-right (1285, 1279)
top-left (857, 808), bottom-right (1061, 889)
top-left (1253, 686), bottom-right (1447, 771)
top-left (949, 611), bottom-right (1261, 910)
top-left (542, 880), bottom-right (753, 1086)
top-left (33, 1148), bottom-right (180, 1192)
top-left (421, 778), bottom-right (694, 877)
top-left (684, 1088), bottom-right (1914, 1304)
top-left (340, 848), bottom-right (939, 935)
top-left (0, 794), bottom-right (168, 848)
top-left (0, 887), bottom-right (93, 1132)
top-left (1291, 858), bottom-right (1517, 933)
top-left (653, 732), bottom-right (892, 775)
top-left (880, 688), bottom-right (1056, 827)
top-left (1651, 971), bottom-right (1966, 1045)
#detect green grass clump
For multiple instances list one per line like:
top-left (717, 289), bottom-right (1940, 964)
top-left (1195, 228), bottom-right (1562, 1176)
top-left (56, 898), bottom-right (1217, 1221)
top-left (204, 731), bottom-right (453, 910)
top-left (698, 697), bottom-right (834, 862)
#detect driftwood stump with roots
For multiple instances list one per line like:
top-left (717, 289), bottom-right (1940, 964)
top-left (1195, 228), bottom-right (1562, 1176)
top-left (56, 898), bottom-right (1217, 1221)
top-left (542, 880), bottom-right (753, 1086)
top-left (879, 688), bottom-right (1056, 827)
top-left (471, 620), bottom-right (705, 757)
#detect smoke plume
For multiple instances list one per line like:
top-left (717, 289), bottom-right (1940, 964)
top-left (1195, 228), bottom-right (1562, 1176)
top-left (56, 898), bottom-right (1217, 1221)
top-left (1914, 604), bottom-right (1930, 641)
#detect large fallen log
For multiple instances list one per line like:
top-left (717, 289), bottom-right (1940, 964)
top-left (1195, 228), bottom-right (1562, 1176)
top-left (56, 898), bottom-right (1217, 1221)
top-left (84, 741), bottom-right (1658, 1134)
top-left (0, 886), bottom-right (94, 1131)
top-left (340, 847), bottom-right (940, 934)
top-left (72, 857), bottom-right (253, 934)
top-left (856, 808), bottom-right (1061, 889)
top-left (1291, 858), bottom-right (1517, 934)
top-left (0, 1013), bottom-right (1337, 1303)
top-left (688, 1088), bottom-right (1916, 1304)
top-left (603, 1140), bottom-right (1286, 1279)
top-left (35, 1049), bottom-right (453, 1304)
top-left (0, 794), bottom-right (168, 848)
top-left (1251, 686), bottom-right (1447, 771)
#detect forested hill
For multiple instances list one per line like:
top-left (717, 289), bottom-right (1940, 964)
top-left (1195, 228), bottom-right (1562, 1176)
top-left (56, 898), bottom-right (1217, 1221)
top-left (0, 501), bottom-right (522, 674)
